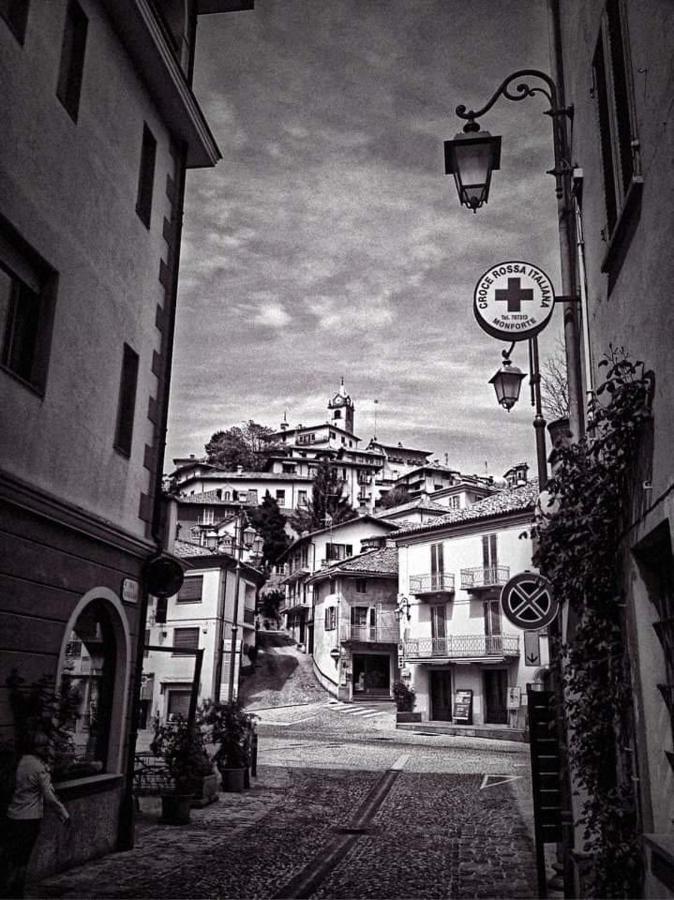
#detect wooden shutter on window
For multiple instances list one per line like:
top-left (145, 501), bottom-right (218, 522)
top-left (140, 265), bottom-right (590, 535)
top-left (178, 575), bottom-right (203, 602)
top-left (173, 627), bottom-right (199, 654)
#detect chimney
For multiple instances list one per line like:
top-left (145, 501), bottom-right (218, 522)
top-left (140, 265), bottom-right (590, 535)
top-left (236, 465), bottom-right (244, 473)
top-left (385, 537), bottom-right (397, 549)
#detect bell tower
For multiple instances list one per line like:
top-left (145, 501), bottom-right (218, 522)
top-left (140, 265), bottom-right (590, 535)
top-left (327, 377), bottom-right (355, 434)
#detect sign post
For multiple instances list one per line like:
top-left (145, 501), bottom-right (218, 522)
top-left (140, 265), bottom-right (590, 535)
top-left (473, 260), bottom-right (556, 342)
top-left (500, 571), bottom-right (558, 631)
top-left (452, 689), bottom-right (473, 724)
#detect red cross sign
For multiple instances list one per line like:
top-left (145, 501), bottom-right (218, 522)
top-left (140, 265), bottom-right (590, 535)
top-left (473, 260), bottom-right (555, 341)
top-left (500, 571), bottom-right (558, 630)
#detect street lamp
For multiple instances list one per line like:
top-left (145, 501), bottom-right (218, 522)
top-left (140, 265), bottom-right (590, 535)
top-left (445, 68), bottom-right (584, 442)
top-left (444, 123), bottom-right (501, 212)
top-left (489, 354), bottom-right (526, 412)
top-left (395, 595), bottom-right (411, 623)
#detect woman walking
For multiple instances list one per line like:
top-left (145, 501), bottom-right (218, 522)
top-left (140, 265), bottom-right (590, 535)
top-left (1, 734), bottom-right (70, 898)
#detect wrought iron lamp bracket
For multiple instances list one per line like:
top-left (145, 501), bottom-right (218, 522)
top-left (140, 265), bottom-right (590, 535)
top-left (456, 69), bottom-right (573, 198)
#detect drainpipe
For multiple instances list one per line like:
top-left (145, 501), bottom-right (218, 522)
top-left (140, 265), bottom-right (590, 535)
top-left (547, 0), bottom-right (586, 442)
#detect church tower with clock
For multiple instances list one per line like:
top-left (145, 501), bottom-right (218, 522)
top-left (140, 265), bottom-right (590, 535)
top-left (327, 377), bottom-right (355, 434)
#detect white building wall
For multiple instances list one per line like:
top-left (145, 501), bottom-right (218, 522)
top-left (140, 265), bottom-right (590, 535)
top-left (0, 1), bottom-right (176, 538)
top-left (398, 518), bottom-right (548, 726)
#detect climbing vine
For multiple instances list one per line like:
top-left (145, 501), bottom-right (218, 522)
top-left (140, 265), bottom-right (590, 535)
top-left (533, 348), bottom-right (653, 898)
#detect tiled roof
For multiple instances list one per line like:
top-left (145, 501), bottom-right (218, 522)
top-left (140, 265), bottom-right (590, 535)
top-left (173, 539), bottom-right (213, 557)
top-left (311, 546), bottom-right (398, 580)
top-left (373, 497), bottom-right (448, 516)
top-left (392, 480), bottom-right (540, 537)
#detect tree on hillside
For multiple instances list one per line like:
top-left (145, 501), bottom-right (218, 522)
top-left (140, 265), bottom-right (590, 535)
top-left (247, 492), bottom-right (290, 570)
top-left (290, 460), bottom-right (357, 534)
top-left (204, 420), bottom-right (279, 470)
top-left (378, 486), bottom-right (413, 509)
top-left (258, 589), bottom-right (285, 626)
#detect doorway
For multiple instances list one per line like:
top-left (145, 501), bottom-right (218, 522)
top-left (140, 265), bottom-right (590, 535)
top-left (430, 670), bottom-right (452, 720)
top-left (352, 654), bottom-right (390, 697)
top-left (483, 669), bottom-right (508, 724)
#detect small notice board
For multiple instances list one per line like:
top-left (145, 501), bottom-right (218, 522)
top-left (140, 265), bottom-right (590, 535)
top-left (453, 689), bottom-right (473, 724)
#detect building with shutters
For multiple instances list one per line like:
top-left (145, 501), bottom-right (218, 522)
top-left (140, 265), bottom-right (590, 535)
top-left (277, 516), bottom-right (399, 651)
top-left (308, 545), bottom-right (399, 702)
top-left (392, 479), bottom-right (547, 734)
top-left (0, 0), bottom-right (253, 879)
top-left (141, 541), bottom-right (264, 727)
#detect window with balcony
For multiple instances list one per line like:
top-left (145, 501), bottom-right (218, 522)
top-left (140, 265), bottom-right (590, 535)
top-left (483, 533), bottom-right (498, 570)
top-left (430, 541), bottom-right (445, 590)
top-left (592, 0), bottom-right (641, 273)
top-left (351, 606), bottom-right (369, 627)
top-left (431, 605), bottom-right (446, 655)
top-left (325, 543), bottom-right (353, 561)
top-left (56, 0), bottom-right (88, 122)
top-left (0, 219), bottom-right (57, 396)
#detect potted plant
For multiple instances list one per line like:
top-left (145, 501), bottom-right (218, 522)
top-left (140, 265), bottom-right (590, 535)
top-left (151, 716), bottom-right (215, 822)
top-left (393, 680), bottom-right (421, 724)
top-left (200, 699), bottom-right (256, 793)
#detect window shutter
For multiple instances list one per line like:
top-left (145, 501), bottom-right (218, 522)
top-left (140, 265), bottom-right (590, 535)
top-left (178, 575), bottom-right (203, 602)
top-left (173, 627), bottom-right (199, 655)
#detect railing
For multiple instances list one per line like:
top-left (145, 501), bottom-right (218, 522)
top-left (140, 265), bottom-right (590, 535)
top-left (409, 573), bottom-right (455, 594)
top-left (243, 608), bottom-right (255, 625)
top-left (404, 634), bottom-right (520, 658)
top-left (339, 623), bottom-right (399, 643)
top-left (460, 566), bottom-right (510, 590)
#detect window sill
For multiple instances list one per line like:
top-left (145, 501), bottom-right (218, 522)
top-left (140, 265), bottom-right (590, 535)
top-left (54, 773), bottom-right (124, 800)
top-left (601, 176), bottom-right (643, 277)
top-left (0, 364), bottom-right (45, 398)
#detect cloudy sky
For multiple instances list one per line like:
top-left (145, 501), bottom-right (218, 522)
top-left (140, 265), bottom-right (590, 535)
top-left (166, 0), bottom-right (564, 478)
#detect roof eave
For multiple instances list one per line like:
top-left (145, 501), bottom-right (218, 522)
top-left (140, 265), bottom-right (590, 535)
top-left (101, 0), bottom-right (221, 168)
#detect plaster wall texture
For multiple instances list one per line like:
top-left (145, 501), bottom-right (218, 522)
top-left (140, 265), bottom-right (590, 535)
top-left (557, 0), bottom-right (674, 842)
top-left (1, 1), bottom-right (174, 538)
top-left (398, 520), bottom-right (538, 723)
top-left (146, 566), bottom-right (257, 713)
top-left (559, 0), bottom-right (673, 503)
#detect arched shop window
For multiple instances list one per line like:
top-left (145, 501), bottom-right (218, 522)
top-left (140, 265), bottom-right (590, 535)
top-left (61, 598), bottom-right (126, 774)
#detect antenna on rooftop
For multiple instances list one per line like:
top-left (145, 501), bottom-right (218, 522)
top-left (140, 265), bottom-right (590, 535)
top-left (373, 398), bottom-right (378, 440)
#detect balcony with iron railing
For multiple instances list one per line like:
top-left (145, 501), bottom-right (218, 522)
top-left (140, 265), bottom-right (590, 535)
top-left (409, 573), bottom-right (455, 596)
top-left (404, 634), bottom-right (519, 659)
top-left (459, 566), bottom-right (510, 591)
top-left (339, 623), bottom-right (399, 644)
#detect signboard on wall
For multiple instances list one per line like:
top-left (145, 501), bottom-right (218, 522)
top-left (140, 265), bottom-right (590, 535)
top-left (453, 689), bottom-right (473, 724)
top-left (507, 686), bottom-right (522, 710)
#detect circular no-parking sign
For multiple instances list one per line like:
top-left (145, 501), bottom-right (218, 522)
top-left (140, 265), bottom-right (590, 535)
top-left (473, 260), bottom-right (555, 341)
top-left (500, 571), bottom-right (558, 630)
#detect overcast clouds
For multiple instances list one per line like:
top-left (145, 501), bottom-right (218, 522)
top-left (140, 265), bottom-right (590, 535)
top-left (166, 0), bottom-right (564, 478)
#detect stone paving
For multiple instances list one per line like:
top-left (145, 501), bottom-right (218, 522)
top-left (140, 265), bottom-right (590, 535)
top-left (32, 761), bottom-right (538, 899)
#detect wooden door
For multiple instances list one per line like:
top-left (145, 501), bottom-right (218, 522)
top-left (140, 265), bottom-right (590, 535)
top-left (484, 669), bottom-right (508, 724)
top-left (430, 670), bottom-right (452, 720)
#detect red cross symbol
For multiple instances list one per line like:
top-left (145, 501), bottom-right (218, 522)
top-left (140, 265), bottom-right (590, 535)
top-left (494, 278), bottom-right (534, 312)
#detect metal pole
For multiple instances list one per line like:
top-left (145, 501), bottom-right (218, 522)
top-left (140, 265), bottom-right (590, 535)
top-left (187, 648), bottom-right (204, 730)
top-left (530, 337), bottom-right (548, 489)
top-left (213, 571), bottom-right (226, 701)
top-left (227, 511), bottom-right (244, 703)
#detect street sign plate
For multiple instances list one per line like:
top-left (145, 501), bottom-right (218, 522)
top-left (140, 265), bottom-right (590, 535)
top-left (473, 260), bottom-right (555, 341)
top-left (500, 571), bottom-right (558, 630)
top-left (524, 630), bottom-right (542, 666)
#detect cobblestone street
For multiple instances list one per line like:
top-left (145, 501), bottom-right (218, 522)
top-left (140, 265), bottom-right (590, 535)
top-left (33, 726), bottom-right (539, 900)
